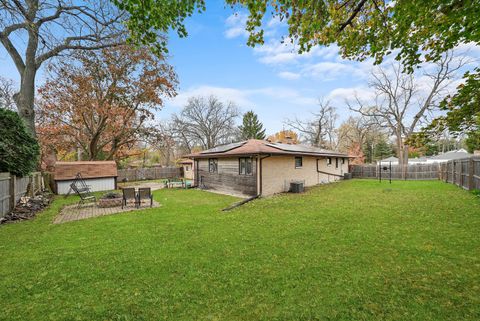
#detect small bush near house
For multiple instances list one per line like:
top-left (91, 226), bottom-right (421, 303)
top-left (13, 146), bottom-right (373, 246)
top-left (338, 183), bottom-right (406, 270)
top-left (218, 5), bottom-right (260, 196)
top-left (0, 108), bottom-right (39, 176)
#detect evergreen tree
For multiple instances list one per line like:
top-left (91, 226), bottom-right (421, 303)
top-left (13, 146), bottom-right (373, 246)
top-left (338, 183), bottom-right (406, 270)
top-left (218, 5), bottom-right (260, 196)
top-left (374, 139), bottom-right (394, 161)
top-left (239, 111), bottom-right (266, 140)
top-left (465, 130), bottom-right (480, 153)
top-left (0, 108), bottom-right (39, 176)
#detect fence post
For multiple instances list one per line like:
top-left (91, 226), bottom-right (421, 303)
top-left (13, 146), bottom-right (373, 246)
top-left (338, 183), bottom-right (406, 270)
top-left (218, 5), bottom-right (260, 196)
top-left (451, 161), bottom-right (455, 185)
top-left (9, 173), bottom-right (16, 209)
top-left (468, 157), bottom-right (474, 190)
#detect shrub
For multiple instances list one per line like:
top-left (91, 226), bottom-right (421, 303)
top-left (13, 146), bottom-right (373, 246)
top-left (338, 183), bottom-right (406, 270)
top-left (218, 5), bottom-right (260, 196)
top-left (0, 108), bottom-right (39, 176)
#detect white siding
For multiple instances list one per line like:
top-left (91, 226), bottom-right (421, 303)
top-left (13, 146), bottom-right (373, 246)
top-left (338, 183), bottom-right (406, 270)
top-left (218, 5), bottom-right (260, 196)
top-left (56, 178), bottom-right (115, 194)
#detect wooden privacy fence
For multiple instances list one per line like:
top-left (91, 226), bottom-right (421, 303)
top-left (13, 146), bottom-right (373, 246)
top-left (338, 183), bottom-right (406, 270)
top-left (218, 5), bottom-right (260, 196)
top-left (350, 163), bottom-right (440, 180)
top-left (117, 167), bottom-right (182, 182)
top-left (439, 157), bottom-right (480, 190)
top-left (0, 172), bottom-right (43, 218)
top-left (350, 156), bottom-right (480, 190)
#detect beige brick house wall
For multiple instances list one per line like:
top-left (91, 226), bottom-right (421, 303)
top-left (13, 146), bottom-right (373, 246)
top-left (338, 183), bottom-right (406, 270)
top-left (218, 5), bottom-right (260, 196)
top-left (261, 155), bottom-right (348, 196)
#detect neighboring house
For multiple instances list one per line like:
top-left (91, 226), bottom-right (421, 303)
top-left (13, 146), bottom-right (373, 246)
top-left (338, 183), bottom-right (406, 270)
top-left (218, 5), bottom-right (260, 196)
top-left (54, 161), bottom-right (118, 194)
top-left (378, 156), bottom-right (399, 165)
top-left (378, 151), bottom-right (472, 165)
top-left (426, 149), bottom-right (473, 163)
top-left (178, 159), bottom-right (194, 180)
top-left (187, 139), bottom-right (351, 197)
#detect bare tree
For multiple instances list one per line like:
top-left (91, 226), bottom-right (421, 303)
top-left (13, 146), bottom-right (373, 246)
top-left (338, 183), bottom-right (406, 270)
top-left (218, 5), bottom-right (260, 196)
top-left (147, 121), bottom-right (179, 166)
top-left (349, 51), bottom-right (469, 169)
top-left (172, 96), bottom-right (240, 151)
top-left (337, 115), bottom-right (380, 152)
top-left (285, 99), bottom-right (338, 148)
top-left (0, 76), bottom-right (15, 109)
top-left (0, 0), bottom-right (126, 135)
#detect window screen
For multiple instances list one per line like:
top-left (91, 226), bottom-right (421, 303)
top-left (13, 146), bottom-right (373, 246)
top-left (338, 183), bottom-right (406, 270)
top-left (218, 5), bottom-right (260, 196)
top-left (295, 157), bottom-right (303, 168)
top-left (239, 158), bottom-right (252, 175)
top-left (208, 158), bottom-right (218, 173)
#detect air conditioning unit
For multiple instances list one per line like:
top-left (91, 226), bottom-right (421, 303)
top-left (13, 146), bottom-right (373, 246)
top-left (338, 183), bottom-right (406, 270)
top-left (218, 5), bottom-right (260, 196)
top-left (290, 181), bottom-right (304, 193)
top-left (344, 173), bottom-right (352, 180)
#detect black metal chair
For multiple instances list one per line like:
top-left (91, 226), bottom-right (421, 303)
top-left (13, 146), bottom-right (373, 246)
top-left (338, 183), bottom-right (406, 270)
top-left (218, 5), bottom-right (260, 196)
top-left (70, 183), bottom-right (96, 208)
top-left (122, 188), bottom-right (138, 209)
top-left (137, 187), bottom-right (153, 208)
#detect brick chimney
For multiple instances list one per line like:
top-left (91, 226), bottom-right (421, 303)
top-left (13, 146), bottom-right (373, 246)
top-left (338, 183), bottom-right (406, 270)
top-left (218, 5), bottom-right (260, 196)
top-left (284, 135), bottom-right (293, 145)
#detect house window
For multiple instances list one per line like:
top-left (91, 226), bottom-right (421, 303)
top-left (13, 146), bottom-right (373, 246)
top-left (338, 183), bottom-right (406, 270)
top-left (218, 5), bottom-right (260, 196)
top-left (208, 158), bottom-right (218, 173)
top-left (239, 157), bottom-right (253, 175)
top-left (185, 165), bottom-right (190, 171)
top-left (335, 158), bottom-right (339, 168)
top-left (342, 158), bottom-right (345, 164)
top-left (327, 157), bottom-right (332, 166)
top-left (295, 157), bottom-right (303, 168)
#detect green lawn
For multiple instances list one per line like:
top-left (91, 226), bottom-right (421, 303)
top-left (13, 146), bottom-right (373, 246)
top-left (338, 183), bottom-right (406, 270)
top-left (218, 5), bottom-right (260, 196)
top-left (0, 180), bottom-right (479, 321)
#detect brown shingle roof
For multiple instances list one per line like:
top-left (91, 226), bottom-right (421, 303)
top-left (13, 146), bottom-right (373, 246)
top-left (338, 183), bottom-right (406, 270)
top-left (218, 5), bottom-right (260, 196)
top-left (54, 161), bottom-right (118, 180)
top-left (187, 139), bottom-right (351, 158)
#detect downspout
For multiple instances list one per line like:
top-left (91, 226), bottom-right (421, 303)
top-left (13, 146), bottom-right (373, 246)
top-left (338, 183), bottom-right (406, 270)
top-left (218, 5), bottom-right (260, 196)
top-left (316, 158), bottom-right (346, 180)
top-left (222, 154), bottom-right (271, 212)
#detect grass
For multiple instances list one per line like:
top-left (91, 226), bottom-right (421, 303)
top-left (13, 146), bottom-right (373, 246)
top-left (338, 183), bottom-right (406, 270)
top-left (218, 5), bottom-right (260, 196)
top-left (0, 180), bottom-right (479, 321)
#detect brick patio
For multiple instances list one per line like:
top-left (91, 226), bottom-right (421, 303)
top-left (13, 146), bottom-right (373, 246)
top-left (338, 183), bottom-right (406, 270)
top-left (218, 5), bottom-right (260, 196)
top-left (54, 200), bottom-right (160, 224)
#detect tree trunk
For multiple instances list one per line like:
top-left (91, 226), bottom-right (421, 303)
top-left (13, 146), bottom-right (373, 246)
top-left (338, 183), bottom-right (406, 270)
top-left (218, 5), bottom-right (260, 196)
top-left (395, 133), bottom-right (408, 179)
top-left (14, 65), bottom-right (37, 137)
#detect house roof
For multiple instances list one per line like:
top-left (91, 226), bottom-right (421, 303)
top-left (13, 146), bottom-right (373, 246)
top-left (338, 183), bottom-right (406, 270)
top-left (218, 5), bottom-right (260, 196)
top-left (178, 158), bottom-right (193, 164)
top-left (429, 149), bottom-right (472, 161)
top-left (378, 156), bottom-right (398, 162)
top-left (54, 161), bottom-right (118, 180)
top-left (187, 139), bottom-right (350, 158)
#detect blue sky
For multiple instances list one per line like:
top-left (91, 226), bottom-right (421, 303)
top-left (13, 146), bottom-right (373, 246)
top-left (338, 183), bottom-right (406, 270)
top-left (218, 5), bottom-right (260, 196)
top-left (1, 2), bottom-right (478, 135)
top-left (161, 4), bottom-right (369, 133)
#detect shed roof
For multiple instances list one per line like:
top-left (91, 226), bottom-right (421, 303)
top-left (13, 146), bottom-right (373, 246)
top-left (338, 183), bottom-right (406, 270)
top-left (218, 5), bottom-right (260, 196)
top-left (187, 139), bottom-right (350, 158)
top-left (54, 161), bottom-right (118, 180)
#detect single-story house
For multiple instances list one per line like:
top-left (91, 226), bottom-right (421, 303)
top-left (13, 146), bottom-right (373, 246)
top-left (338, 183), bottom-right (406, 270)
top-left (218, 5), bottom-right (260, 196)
top-left (54, 161), bottom-right (118, 194)
top-left (187, 139), bottom-right (351, 197)
top-left (425, 149), bottom-right (473, 163)
top-left (378, 156), bottom-right (399, 165)
top-left (178, 159), bottom-right (194, 180)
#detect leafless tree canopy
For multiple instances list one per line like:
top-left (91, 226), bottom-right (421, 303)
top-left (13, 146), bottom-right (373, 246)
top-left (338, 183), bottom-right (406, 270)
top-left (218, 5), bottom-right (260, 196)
top-left (0, 76), bottom-right (15, 110)
top-left (285, 99), bottom-right (339, 149)
top-left (0, 0), bottom-right (127, 134)
top-left (171, 96), bottom-right (240, 152)
top-left (348, 51), bottom-right (469, 165)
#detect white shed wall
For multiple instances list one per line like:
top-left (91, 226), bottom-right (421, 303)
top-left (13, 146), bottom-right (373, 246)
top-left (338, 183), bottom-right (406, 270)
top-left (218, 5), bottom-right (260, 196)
top-left (56, 177), bottom-right (116, 194)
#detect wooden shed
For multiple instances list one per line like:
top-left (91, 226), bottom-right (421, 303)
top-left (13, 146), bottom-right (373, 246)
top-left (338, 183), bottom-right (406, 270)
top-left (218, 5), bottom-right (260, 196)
top-left (178, 159), bottom-right (194, 180)
top-left (54, 161), bottom-right (118, 194)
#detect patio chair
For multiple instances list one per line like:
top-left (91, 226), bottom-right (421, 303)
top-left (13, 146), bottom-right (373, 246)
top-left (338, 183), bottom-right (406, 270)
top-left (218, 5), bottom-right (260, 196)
top-left (70, 183), bottom-right (96, 208)
top-left (137, 187), bottom-right (153, 208)
top-left (122, 188), bottom-right (138, 209)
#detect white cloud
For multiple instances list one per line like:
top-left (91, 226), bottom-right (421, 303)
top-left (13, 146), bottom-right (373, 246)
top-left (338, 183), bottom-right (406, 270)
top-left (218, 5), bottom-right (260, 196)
top-left (327, 86), bottom-right (376, 105)
top-left (277, 71), bottom-right (301, 80)
top-left (304, 62), bottom-right (366, 81)
top-left (224, 13), bottom-right (249, 39)
top-left (170, 85), bottom-right (254, 108)
top-left (169, 85), bottom-right (317, 110)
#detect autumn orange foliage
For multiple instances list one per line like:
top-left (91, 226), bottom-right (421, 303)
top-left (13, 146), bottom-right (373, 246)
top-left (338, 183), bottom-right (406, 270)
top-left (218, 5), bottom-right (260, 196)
top-left (267, 130), bottom-right (299, 144)
top-left (36, 45), bottom-right (177, 161)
